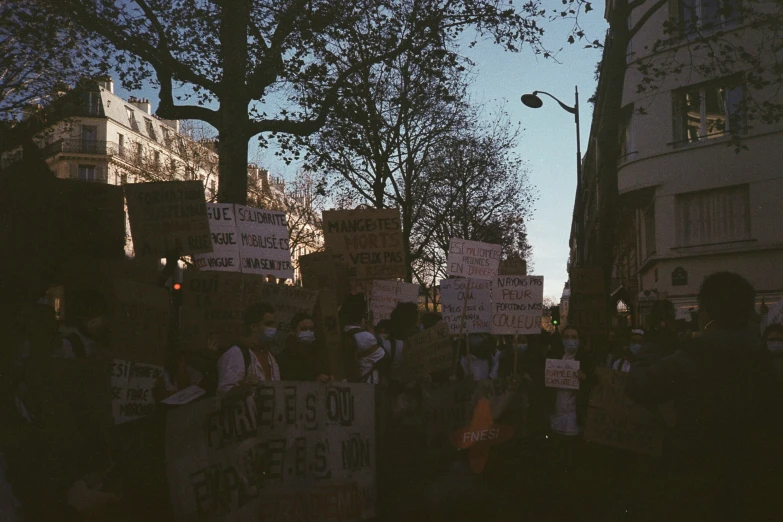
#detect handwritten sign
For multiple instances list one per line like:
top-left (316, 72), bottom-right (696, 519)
top-left (299, 251), bottom-right (351, 304)
top-left (492, 276), bottom-right (544, 335)
top-left (111, 359), bottom-right (163, 424)
top-left (446, 239), bottom-right (502, 280)
top-left (194, 204), bottom-right (293, 280)
top-left (109, 279), bottom-right (170, 365)
top-left (440, 278), bottom-right (491, 334)
top-left (498, 257), bottom-right (527, 276)
top-left (399, 322), bottom-right (453, 383)
top-left (162, 385), bottom-right (206, 406)
top-left (166, 382), bottom-right (376, 522)
top-left (181, 273), bottom-right (318, 351)
top-left (322, 208), bottom-right (405, 280)
top-left (584, 367), bottom-right (663, 456)
top-left (544, 359), bottom-right (580, 389)
top-left (124, 180), bottom-right (212, 256)
top-left (369, 281), bottom-right (421, 322)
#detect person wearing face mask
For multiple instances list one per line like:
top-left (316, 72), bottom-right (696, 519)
top-left (457, 334), bottom-right (500, 381)
top-left (276, 313), bottom-right (331, 382)
top-left (612, 328), bottom-right (645, 373)
top-left (547, 325), bottom-right (593, 438)
top-left (216, 303), bottom-right (280, 393)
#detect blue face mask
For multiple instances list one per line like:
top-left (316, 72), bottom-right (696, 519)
top-left (629, 344), bottom-right (643, 356)
top-left (563, 340), bottom-right (579, 354)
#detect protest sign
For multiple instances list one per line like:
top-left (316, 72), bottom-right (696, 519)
top-left (194, 204), bottom-right (294, 280)
top-left (124, 180), bottom-right (212, 257)
top-left (492, 276), bottom-right (544, 335)
top-left (544, 359), bottom-right (580, 389)
top-left (397, 282), bottom-right (420, 304)
top-left (446, 239), bottom-right (502, 280)
top-left (299, 251), bottom-right (350, 305)
top-left (181, 272), bottom-right (318, 351)
top-left (322, 208), bottom-right (405, 280)
top-left (369, 281), bottom-right (421, 322)
top-left (584, 367), bottom-right (663, 456)
top-left (111, 359), bottom-right (163, 424)
top-left (166, 382), bottom-right (376, 522)
top-left (162, 385), bottom-right (206, 406)
top-left (568, 267), bottom-right (608, 331)
top-left (399, 322), bottom-right (453, 383)
top-left (440, 278), bottom-right (492, 334)
top-left (109, 279), bottom-right (170, 365)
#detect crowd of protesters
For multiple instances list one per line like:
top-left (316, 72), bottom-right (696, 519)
top-left (1, 270), bottom-right (782, 521)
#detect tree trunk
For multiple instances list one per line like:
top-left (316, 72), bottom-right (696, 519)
top-left (216, 117), bottom-right (250, 204)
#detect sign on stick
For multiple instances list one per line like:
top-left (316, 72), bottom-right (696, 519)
top-left (111, 359), bottom-right (163, 424)
top-left (446, 239), bottom-right (502, 280)
top-left (492, 276), bottom-right (544, 335)
top-left (399, 322), bottom-right (453, 383)
top-left (544, 359), bottom-right (580, 389)
top-left (440, 278), bottom-right (492, 334)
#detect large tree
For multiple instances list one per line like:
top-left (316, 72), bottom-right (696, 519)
top-left (24, 0), bottom-right (548, 204)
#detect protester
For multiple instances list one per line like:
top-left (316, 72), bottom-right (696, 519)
top-left (627, 272), bottom-right (766, 520)
top-left (548, 325), bottom-right (592, 437)
top-left (58, 290), bottom-right (109, 358)
top-left (647, 299), bottom-right (679, 356)
top-left (340, 294), bottom-right (387, 384)
top-left (457, 333), bottom-right (500, 381)
top-left (612, 328), bottom-right (644, 373)
top-left (216, 303), bottom-right (280, 393)
top-left (421, 312), bottom-right (443, 330)
top-left (276, 313), bottom-right (331, 382)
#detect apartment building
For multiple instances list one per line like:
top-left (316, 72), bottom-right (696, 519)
top-left (572, 0), bottom-right (783, 327)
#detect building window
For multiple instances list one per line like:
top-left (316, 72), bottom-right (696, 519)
top-left (619, 104), bottom-right (636, 161)
top-left (145, 119), bottom-right (157, 141)
top-left (210, 180), bottom-right (217, 197)
top-left (80, 91), bottom-right (101, 116)
top-left (679, 0), bottom-right (740, 35)
top-left (154, 150), bottom-right (161, 168)
top-left (78, 165), bottom-right (97, 181)
top-left (673, 81), bottom-right (743, 144)
top-left (643, 202), bottom-right (656, 258)
top-left (118, 134), bottom-right (125, 155)
top-left (126, 107), bottom-right (139, 132)
top-left (136, 143), bottom-right (143, 162)
top-left (676, 185), bottom-right (750, 247)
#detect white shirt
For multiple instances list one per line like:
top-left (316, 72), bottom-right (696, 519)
top-left (613, 359), bottom-right (632, 373)
top-left (381, 337), bottom-right (404, 379)
top-left (550, 352), bottom-right (580, 436)
top-left (460, 353), bottom-right (500, 381)
top-left (345, 326), bottom-right (385, 384)
top-left (217, 345), bottom-right (280, 393)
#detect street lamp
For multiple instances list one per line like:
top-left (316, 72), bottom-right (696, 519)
top-left (521, 86), bottom-right (582, 265)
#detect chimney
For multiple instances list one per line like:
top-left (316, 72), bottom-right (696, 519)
top-left (96, 76), bottom-right (114, 94)
top-left (161, 119), bottom-right (180, 133)
top-left (129, 97), bottom-right (151, 114)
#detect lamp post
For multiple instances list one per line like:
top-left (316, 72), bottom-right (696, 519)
top-left (521, 86), bottom-right (582, 265)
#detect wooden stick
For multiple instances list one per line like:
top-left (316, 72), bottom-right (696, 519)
top-left (513, 334), bottom-right (519, 375)
top-left (452, 278), bottom-right (472, 378)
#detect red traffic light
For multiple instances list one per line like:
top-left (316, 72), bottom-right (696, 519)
top-left (173, 283), bottom-right (182, 291)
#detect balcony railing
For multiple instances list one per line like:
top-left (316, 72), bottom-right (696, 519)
top-left (41, 139), bottom-right (115, 157)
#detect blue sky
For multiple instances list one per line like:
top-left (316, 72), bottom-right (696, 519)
top-left (116, 1), bottom-right (608, 301)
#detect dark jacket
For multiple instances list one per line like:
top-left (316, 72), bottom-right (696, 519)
top-left (276, 336), bottom-right (329, 382)
top-left (627, 330), bottom-right (766, 462)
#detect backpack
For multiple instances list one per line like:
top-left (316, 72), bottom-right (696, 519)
top-left (199, 344), bottom-right (253, 396)
top-left (65, 332), bottom-right (87, 358)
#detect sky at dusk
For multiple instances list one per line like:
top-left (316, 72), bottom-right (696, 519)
top-left (115, 1), bottom-right (609, 301)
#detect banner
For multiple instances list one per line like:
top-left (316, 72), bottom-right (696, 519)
top-left (194, 204), bottom-right (294, 280)
top-left (544, 359), bottom-right (580, 389)
top-left (181, 272), bottom-right (318, 351)
top-left (440, 278), bottom-right (492, 334)
top-left (322, 208), bottom-right (405, 280)
top-left (166, 382), bottom-right (376, 522)
top-left (584, 367), bottom-right (663, 457)
top-left (124, 180), bottom-right (212, 257)
top-left (446, 239), bottom-right (502, 280)
top-left (399, 323), bottom-right (453, 383)
top-left (369, 280), bottom-right (420, 323)
top-left (492, 276), bottom-right (544, 335)
top-left (109, 279), bottom-right (170, 365)
top-left (111, 359), bottom-right (163, 424)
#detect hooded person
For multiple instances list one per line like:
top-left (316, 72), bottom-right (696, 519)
top-left (627, 272), bottom-right (769, 521)
top-left (216, 303), bottom-right (280, 393)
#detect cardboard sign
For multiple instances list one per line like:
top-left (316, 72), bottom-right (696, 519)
top-left (181, 272), bottom-right (318, 351)
top-left (446, 239), bottom-right (502, 280)
top-left (498, 257), bottom-right (527, 276)
top-left (194, 204), bottom-right (293, 280)
top-left (440, 278), bottom-right (492, 334)
top-left (322, 208), bottom-right (405, 280)
top-left (298, 251), bottom-right (350, 305)
top-left (544, 359), bottom-right (580, 389)
top-left (369, 280), bottom-right (421, 323)
top-left (109, 279), bottom-right (170, 366)
top-left (124, 180), bottom-right (212, 257)
top-left (399, 322), bottom-right (453, 383)
top-left (584, 367), bottom-right (663, 457)
top-left (568, 267), bottom-right (608, 331)
top-left (111, 359), bottom-right (163, 424)
top-left (165, 382), bottom-right (376, 522)
top-left (162, 385), bottom-right (206, 406)
top-left (492, 276), bottom-right (544, 335)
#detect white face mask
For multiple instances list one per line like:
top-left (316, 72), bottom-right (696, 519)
top-left (298, 330), bottom-right (315, 343)
top-left (563, 340), bottom-right (579, 354)
top-left (263, 327), bottom-right (277, 339)
top-left (768, 341), bottom-right (783, 354)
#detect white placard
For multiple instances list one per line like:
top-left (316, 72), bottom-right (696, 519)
top-left (370, 280), bottom-right (399, 323)
top-left (161, 385), bottom-right (206, 406)
top-left (194, 204), bottom-right (241, 272)
top-left (446, 238), bottom-right (502, 280)
top-left (545, 359), bottom-right (581, 390)
top-left (492, 276), bottom-right (545, 335)
top-left (397, 282), bottom-right (420, 304)
top-left (440, 278), bottom-right (492, 334)
top-left (111, 359), bottom-right (163, 424)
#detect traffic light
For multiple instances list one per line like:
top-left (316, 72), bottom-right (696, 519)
top-left (172, 282), bottom-right (183, 306)
top-left (550, 305), bottom-right (561, 326)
